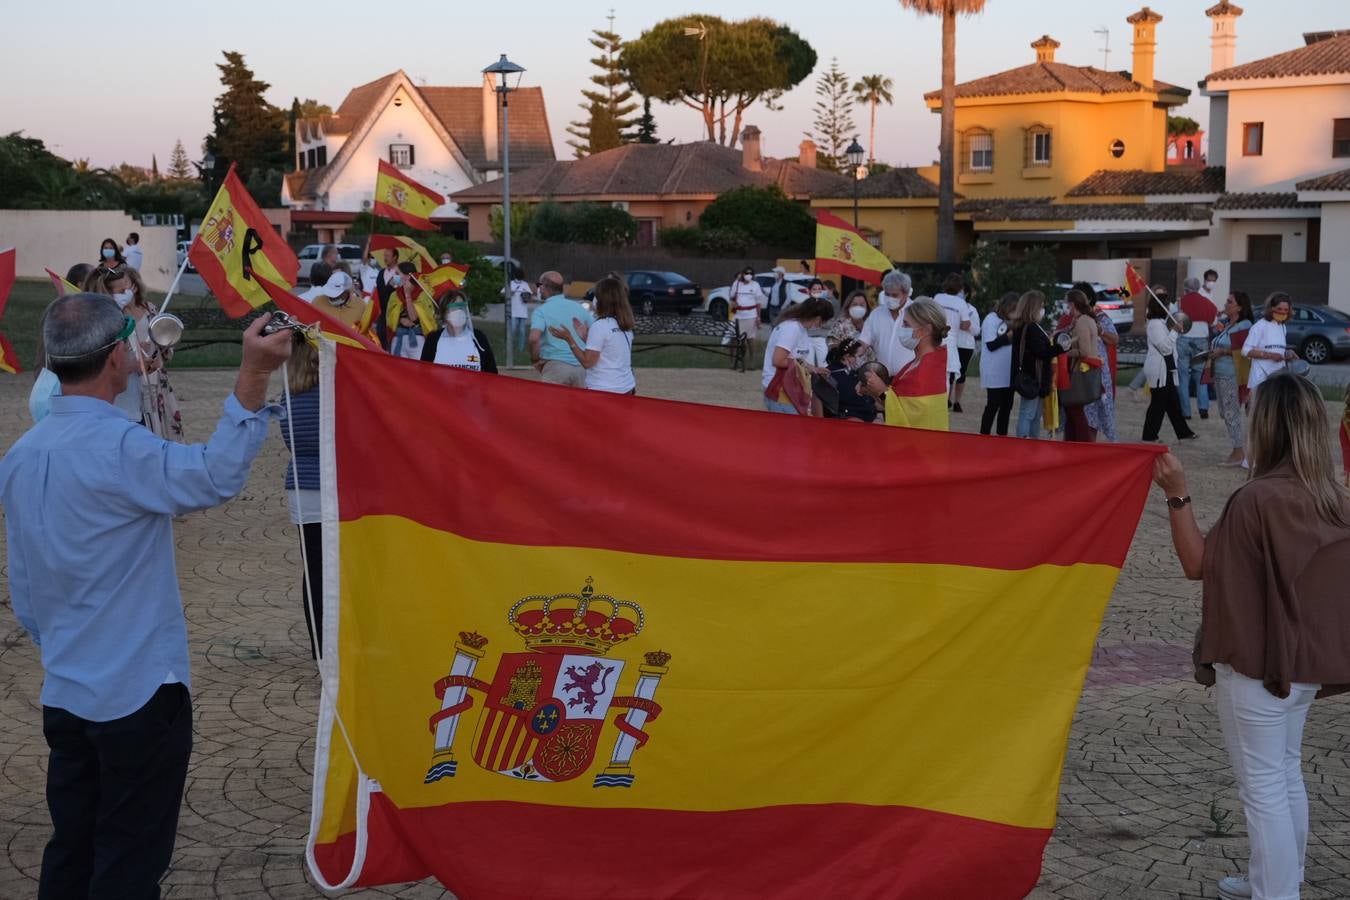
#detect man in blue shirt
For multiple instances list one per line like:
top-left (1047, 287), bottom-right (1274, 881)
top-left (527, 270), bottom-right (592, 387)
top-left (0, 293), bottom-right (293, 899)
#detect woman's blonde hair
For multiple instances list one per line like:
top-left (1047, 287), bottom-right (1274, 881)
top-left (1247, 372), bottom-right (1348, 526)
top-left (903, 298), bottom-right (949, 345)
top-left (82, 264), bottom-right (151, 311)
top-left (288, 335), bottom-right (319, 394)
top-left (593, 275), bottom-right (635, 332)
top-left (1008, 290), bottom-right (1046, 330)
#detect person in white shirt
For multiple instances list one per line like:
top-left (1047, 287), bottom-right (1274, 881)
top-left (1242, 292), bottom-right (1297, 397)
top-left (933, 272), bottom-right (970, 409)
top-left (978, 292), bottom-right (1018, 435)
top-left (550, 274), bottom-right (636, 394)
top-left (952, 296), bottom-right (981, 413)
top-left (505, 266), bottom-right (533, 357)
top-left (123, 233), bottom-right (143, 271)
top-left (857, 269), bottom-right (914, 375)
top-left (1201, 268), bottom-right (1220, 301)
top-left (765, 266), bottom-right (790, 322)
top-left (728, 267), bottom-right (766, 353)
top-left (761, 299), bottom-right (834, 414)
top-left (359, 255), bottom-right (380, 295)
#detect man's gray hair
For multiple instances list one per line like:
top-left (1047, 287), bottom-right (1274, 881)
top-left (1182, 276), bottom-right (1202, 293)
top-left (881, 269), bottom-right (911, 294)
top-left (44, 293), bottom-right (125, 366)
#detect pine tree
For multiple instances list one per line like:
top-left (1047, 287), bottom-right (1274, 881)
top-left (167, 139), bottom-right (193, 180)
top-left (150, 154), bottom-right (160, 181)
top-left (630, 97), bottom-right (659, 144)
top-left (567, 15), bottom-right (639, 157)
top-left (809, 58), bottom-right (855, 171)
top-left (203, 51), bottom-right (288, 184)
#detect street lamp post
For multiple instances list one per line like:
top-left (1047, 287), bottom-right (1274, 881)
top-left (845, 136), bottom-right (865, 229)
top-left (483, 54), bottom-right (526, 367)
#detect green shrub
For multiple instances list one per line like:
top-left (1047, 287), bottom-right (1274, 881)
top-left (698, 185), bottom-right (814, 250)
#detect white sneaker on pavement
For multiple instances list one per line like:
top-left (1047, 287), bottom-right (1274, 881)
top-left (1218, 873), bottom-right (1251, 900)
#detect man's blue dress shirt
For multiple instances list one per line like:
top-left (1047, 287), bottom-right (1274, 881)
top-left (0, 393), bottom-right (275, 722)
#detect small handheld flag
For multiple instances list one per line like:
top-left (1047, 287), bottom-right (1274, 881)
top-left (368, 234), bottom-right (437, 273)
top-left (419, 262), bottom-right (469, 296)
top-left (0, 248), bottom-right (20, 374)
top-left (254, 275), bottom-right (382, 352)
top-left (190, 164), bottom-right (301, 318)
top-left (373, 160), bottom-right (445, 231)
top-left (813, 211), bottom-right (894, 285)
top-left (45, 267), bottom-right (79, 295)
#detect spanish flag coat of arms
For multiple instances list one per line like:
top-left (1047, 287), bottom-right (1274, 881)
top-left (307, 343), bottom-right (1161, 898)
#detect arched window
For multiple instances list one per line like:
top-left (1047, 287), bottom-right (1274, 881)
top-left (1024, 124), bottom-right (1052, 168)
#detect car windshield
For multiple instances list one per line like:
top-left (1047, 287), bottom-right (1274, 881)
top-left (651, 272), bottom-right (692, 284)
top-left (339, 247), bottom-right (363, 259)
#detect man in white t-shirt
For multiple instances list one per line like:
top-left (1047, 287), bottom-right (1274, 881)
top-left (728, 267), bottom-right (766, 351)
top-left (950, 298), bottom-right (980, 413)
top-left (123, 233), bottom-right (143, 271)
top-left (505, 267), bottom-right (532, 356)
top-left (933, 274), bottom-right (969, 405)
top-left (857, 269), bottom-right (914, 375)
top-left (359, 255), bottom-right (380, 295)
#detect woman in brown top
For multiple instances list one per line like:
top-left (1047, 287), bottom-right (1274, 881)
top-left (1154, 371), bottom-right (1350, 900)
top-left (1059, 289), bottom-right (1101, 443)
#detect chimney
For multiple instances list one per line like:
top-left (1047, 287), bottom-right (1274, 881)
top-left (482, 74), bottom-right (500, 166)
top-left (798, 138), bottom-right (817, 170)
top-left (741, 126), bottom-right (763, 172)
top-left (1126, 7), bottom-right (1164, 89)
top-left (1031, 35), bottom-right (1060, 64)
top-left (1206, 1), bottom-right (1243, 74)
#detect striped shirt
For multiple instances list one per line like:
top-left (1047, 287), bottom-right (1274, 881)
top-left (280, 388), bottom-right (321, 491)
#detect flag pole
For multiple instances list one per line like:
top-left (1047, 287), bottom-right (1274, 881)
top-left (156, 251), bottom-right (193, 318)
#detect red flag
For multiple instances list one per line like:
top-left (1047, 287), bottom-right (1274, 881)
top-left (254, 275), bottom-right (382, 353)
top-left (46, 267), bottom-right (79, 295)
top-left (0, 246), bottom-right (14, 317)
top-left (189, 164), bottom-right (301, 317)
top-left (368, 234), bottom-right (437, 273)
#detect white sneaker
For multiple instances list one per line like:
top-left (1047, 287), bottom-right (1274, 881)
top-left (1217, 873), bottom-right (1251, 900)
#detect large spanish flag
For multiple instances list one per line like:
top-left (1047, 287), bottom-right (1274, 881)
top-left (307, 343), bottom-right (1160, 898)
top-left (190, 165), bottom-right (300, 317)
top-left (814, 210), bottom-right (894, 285)
top-left (373, 159), bottom-right (445, 231)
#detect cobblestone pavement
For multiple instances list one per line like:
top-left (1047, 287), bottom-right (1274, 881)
top-left (1, 368), bottom-right (1347, 900)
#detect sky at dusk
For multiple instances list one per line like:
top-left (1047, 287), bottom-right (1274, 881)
top-left (2, 1), bottom-right (1343, 171)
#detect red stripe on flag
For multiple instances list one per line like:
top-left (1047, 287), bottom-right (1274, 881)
top-left (813, 257), bottom-right (886, 284)
top-left (0, 247), bottom-right (15, 317)
top-left (312, 794), bottom-right (1052, 899)
top-left (892, 349), bottom-right (948, 396)
top-left (330, 347), bottom-right (1161, 569)
top-left (371, 200), bottom-right (435, 232)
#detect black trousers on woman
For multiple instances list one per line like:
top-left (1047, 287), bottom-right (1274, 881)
top-left (1142, 370), bottom-right (1196, 442)
top-left (980, 387), bottom-right (1015, 435)
top-left (299, 523), bottom-right (324, 659)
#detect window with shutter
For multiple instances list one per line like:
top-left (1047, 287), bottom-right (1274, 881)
top-left (1242, 123), bottom-right (1263, 157)
top-left (1334, 118), bottom-right (1350, 158)
top-left (969, 133), bottom-right (993, 172)
top-left (317, 146), bottom-right (327, 167)
top-left (389, 144), bottom-right (414, 168)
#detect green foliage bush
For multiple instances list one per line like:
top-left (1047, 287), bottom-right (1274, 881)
top-left (698, 185), bottom-right (814, 250)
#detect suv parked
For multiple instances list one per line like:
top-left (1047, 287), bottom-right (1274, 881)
top-left (1053, 282), bottom-right (1133, 333)
top-left (296, 243), bottom-right (365, 284)
top-left (704, 273), bottom-right (812, 321)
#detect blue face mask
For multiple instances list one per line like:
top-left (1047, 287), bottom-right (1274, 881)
top-left (102, 247), bottom-right (116, 259)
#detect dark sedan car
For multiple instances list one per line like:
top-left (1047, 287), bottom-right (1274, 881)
top-left (1253, 303), bottom-right (1350, 364)
top-left (588, 271), bottom-right (702, 315)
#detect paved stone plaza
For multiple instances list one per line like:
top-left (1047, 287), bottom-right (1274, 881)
top-left (1, 368), bottom-right (1347, 899)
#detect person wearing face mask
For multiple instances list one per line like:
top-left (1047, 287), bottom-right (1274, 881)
top-left (1212, 291), bottom-right (1255, 467)
top-left (933, 273), bottom-right (969, 407)
top-left (96, 237), bottom-right (126, 272)
top-left (857, 269), bottom-right (914, 375)
top-left (951, 292), bottom-right (981, 414)
top-left (762, 299), bottom-right (834, 414)
top-left (374, 249), bottom-right (403, 349)
top-left (827, 290), bottom-right (874, 361)
top-left (421, 291), bottom-right (497, 373)
top-left (1201, 268), bottom-right (1220, 300)
top-left (82, 264), bottom-right (184, 440)
top-left (1177, 276), bottom-right (1219, 420)
top-left (728, 267), bottom-right (767, 353)
top-left (504, 264), bottom-right (533, 358)
top-left (1243, 292), bottom-right (1298, 399)
top-left (765, 267), bottom-right (789, 323)
top-left (123, 233), bottom-right (143, 272)
top-left (383, 263), bottom-right (435, 360)
top-left (823, 338), bottom-right (878, 422)
top-left (359, 253), bottom-right (380, 296)
top-left (1141, 295), bottom-right (1198, 444)
top-left (1008, 290), bottom-right (1066, 439)
top-left (978, 292), bottom-right (1018, 436)
top-left (883, 298), bottom-right (950, 431)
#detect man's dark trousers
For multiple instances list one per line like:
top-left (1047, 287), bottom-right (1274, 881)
top-left (40, 683), bottom-right (193, 899)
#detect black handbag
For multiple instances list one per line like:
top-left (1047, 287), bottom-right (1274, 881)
top-left (1013, 327), bottom-right (1040, 399)
top-left (1059, 361), bottom-right (1104, 406)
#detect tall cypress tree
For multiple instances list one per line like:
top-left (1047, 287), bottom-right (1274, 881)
top-left (808, 58), bottom-right (856, 171)
top-left (630, 97), bottom-right (659, 144)
top-left (203, 51), bottom-right (288, 187)
top-left (566, 16), bottom-right (640, 157)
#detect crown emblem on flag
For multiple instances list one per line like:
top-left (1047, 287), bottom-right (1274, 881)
top-left (507, 578), bottom-right (645, 655)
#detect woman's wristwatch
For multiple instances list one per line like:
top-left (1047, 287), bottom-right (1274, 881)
top-left (1165, 495), bottom-right (1192, 510)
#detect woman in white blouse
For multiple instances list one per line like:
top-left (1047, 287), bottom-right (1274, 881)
top-left (1242, 292), bottom-right (1297, 397)
top-left (551, 275), bottom-right (636, 394)
top-left (1141, 295), bottom-right (1197, 443)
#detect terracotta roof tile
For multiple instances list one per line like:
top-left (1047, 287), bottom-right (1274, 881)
top-left (1205, 1), bottom-right (1243, 16)
top-left (1206, 32), bottom-right (1350, 81)
top-left (419, 86), bottom-right (554, 170)
top-left (924, 61), bottom-right (1188, 101)
top-left (1296, 167), bottom-right (1350, 191)
top-left (959, 198), bottom-right (1211, 222)
top-left (1067, 167), bottom-right (1226, 196)
top-left (451, 142), bottom-right (851, 202)
top-left (814, 167), bottom-right (940, 200)
top-left (1214, 192), bottom-right (1316, 210)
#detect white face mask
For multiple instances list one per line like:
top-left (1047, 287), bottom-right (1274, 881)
top-left (849, 305), bottom-right (867, 321)
top-left (884, 296), bottom-right (902, 311)
top-left (113, 289), bottom-right (135, 309)
top-left (390, 274), bottom-right (403, 287)
top-left (1036, 308), bottom-right (1046, 323)
top-left (741, 275), bottom-right (753, 283)
top-left (809, 289), bottom-right (823, 299)
top-left (1204, 279), bottom-right (1216, 288)
top-left (896, 326), bottom-right (919, 350)
top-left (447, 309), bottom-right (468, 330)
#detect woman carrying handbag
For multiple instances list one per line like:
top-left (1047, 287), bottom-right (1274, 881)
top-left (1141, 295), bottom-right (1198, 444)
top-left (1058, 289), bottom-right (1103, 442)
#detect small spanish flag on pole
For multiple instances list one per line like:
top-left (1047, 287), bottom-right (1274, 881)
top-left (0, 247), bottom-right (20, 374)
top-left (254, 274), bottom-right (382, 352)
top-left (45, 267), bottom-right (79, 295)
top-left (813, 210), bottom-right (894, 285)
top-left (368, 234), bottom-right (437, 273)
top-left (190, 164), bottom-right (301, 318)
top-left (419, 262), bottom-right (469, 295)
top-left (373, 160), bottom-right (445, 232)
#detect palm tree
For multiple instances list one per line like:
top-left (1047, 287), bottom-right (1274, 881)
top-left (851, 75), bottom-right (895, 165)
top-left (898, 0), bottom-right (989, 263)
